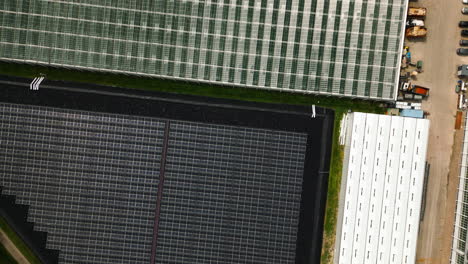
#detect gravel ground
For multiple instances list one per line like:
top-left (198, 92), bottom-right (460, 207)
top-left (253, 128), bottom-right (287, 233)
top-left (404, 0), bottom-right (468, 263)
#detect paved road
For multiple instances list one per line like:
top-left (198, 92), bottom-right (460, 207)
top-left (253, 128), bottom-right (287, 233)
top-left (0, 229), bottom-right (30, 264)
top-left (407, 0), bottom-right (468, 263)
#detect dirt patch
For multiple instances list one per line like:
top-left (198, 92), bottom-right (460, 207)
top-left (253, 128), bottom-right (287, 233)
top-left (438, 115), bottom-right (465, 263)
top-left (405, 0), bottom-right (466, 262)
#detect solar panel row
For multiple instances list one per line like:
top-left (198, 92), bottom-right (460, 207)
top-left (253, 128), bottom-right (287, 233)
top-left (0, 103), bottom-right (164, 264)
top-left (0, 102), bottom-right (308, 264)
top-left (156, 120), bottom-right (306, 263)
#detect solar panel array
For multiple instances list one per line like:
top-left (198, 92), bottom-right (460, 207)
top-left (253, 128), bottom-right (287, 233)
top-left (0, 102), bottom-right (308, 264)
top-left (0, 103), bottom-right (164, 264)
top-left (0, 0), bottom-right (406, 100)
top-left (156, 121), bottom-right (306, 263)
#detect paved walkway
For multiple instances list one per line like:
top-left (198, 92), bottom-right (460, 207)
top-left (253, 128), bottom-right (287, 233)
top-left (0, 229), bottom-right (31, 264)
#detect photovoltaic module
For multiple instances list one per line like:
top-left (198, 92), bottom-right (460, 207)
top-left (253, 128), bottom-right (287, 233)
top-left (0, 76), bottom-right (333, 264)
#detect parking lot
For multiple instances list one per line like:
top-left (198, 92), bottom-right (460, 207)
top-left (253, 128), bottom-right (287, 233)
top-left (404, 0), bottom-right (468, 263)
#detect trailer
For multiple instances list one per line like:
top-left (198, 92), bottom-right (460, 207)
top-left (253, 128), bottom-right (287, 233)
top-left (408, 7), bottom-right (427, 17)
top-left (406, 26), bottom-right (427, 38)
top-left (459, 94), bottom-right (467, 110)
top-left (402, 93), bottom-right (424, 101)
top-left (406, 19), bottom-right (425, 27)
top-left (401, 109), bottom-right (424, 118)
top-left (457, 80), bottom-right (467, 92)
top-left (410, 84), bottom-right (430, 97)
top-left (455, 111), bottom-right (463, 130)
top-left (400, 82), bottom-right (410, 91)
top-left (458, 65), bottom-right (468, 77)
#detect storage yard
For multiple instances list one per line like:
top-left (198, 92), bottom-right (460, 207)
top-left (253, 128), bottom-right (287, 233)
top-left (400, 0), bottom-right (468, 263)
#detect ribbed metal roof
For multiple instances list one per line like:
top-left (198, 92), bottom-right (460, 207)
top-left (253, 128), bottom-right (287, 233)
top-left (336, 112), bottom-right (430, 264)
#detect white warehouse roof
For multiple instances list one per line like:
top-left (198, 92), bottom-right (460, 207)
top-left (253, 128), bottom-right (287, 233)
top-left (335, 112), bottom-right (430, 264)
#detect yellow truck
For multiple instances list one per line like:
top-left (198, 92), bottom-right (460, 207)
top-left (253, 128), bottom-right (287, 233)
top-left (405, 26), bottom-right (427, 38)
top-left (408, 7), bottom-right (427, 17)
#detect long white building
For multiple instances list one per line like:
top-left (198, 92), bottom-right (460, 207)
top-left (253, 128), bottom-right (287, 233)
top-left (335, 112), bottom-right (430, 264)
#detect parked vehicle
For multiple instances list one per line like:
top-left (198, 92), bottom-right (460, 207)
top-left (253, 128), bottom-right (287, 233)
top-left (403, 93), bottom-right (424, 101)
top-left (400, 82), bottom-right (410, 91)
top-left (405, 26), bottom-right (427, 37)
top-left (458, 65), bottom-right (468, 77)
top-left (464, 0), bottom-right (468, 4)
top-left (462, 30), bottom-right (468, 37)
top-left (406, 19), bottom-right (425, 27)
top-left (458, 80), bottom-right (467, 92)
top-left (457, 48), bottom-right (468, 55)
top-left (461, 21), bottom-right (468, 27)
top-left (461, 40), bottom-right (468, 46)
top-left (463, 7), bottom-right (468, 14)
top-left (409, 85), bottom-right (430, 96)
top-left (408, 7), bottom-right (427, 17)
top-left (456, 111), bottom-right (463, 130)
top-left (459, 94), bottom-right (467, 109)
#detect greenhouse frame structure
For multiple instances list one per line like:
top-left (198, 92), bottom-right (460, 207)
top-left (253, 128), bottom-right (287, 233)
top-left (0, 0), bottom-right (407, 100)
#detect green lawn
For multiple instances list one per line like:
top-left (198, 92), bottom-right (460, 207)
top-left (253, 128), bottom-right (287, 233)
top-left (0, 217), bottom-right (42, 264)
top-left (0, 242), bottom-right (18, 264)
top-left (0, 61), bottom-right (386, 264)
top-left (0, 62), bottom-right (384, 112)
top-left (320, 110), bottom-right (346, 264)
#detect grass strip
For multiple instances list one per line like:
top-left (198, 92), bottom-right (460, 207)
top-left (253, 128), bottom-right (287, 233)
top-left (320, 109), bottom-right (345, 264)
top-left (0, 62), bottom-right (383, 112)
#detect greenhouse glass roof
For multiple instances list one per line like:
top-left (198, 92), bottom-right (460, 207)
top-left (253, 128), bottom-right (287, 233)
top-left (0, 0), bottom-right (407, 100)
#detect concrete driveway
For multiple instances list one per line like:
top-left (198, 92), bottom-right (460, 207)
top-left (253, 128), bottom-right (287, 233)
top-left (0, 229), bottom-right (31, 264)
top-left (404, 0), bottom-right (468, 263)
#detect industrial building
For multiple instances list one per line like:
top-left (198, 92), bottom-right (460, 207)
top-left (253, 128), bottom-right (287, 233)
top-left (0, 77), bottom-right (334, 264)
top-left (0, 0), bottom-right (407, 100)
top-left (451, 115), bottom-right (468, 264)
top-left (335, 112), bottom-right (430, 264)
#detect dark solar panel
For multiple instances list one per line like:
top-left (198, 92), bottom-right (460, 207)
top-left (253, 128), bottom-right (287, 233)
top-left (156, 121), bottom-right (306, 263)
top-left (0, 102), bottom-right (308, 264)
top-left (0, 103), bottom-right (164, 264)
